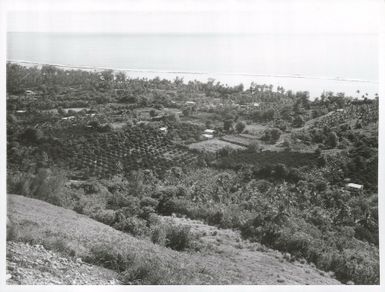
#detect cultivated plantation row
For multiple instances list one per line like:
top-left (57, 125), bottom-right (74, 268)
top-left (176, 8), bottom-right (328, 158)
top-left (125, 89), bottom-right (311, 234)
top-left (52, 126), bottom-right (199, 178)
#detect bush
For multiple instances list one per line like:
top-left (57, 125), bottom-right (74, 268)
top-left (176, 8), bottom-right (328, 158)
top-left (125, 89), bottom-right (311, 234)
top-left (109, 195), bottom-right (140, 214)
top-left (93, 209), bottom-right (116, 226)
top-left (114, 216), bottom-right (149, 237)
top-left (119, 257), bottom-right (171, 285)
top-left (19, 128), bottom-right (44, 144)
top-left (261, 128), bottom-right (282, 144)
top-left (247, 141), bottom-right (260, 153)
top-left (284, 231), bottom-right (312, 258)
top-left (326, 131), bottom-right (339, 148)
top-left (235, 121), bottom-right (246, 133)
top-left (165, 225), bottom-right (193, 251)
top-left (150, 225), bottom-right (167, 246)
top-left (6, 216), bottom-right (18, 241)
top-left (88, 244), bottom-right (182, 284)
top-left (273, 164), bottom-right (289, 179)
top-left (8, 168), bottom-right (67, 206)
top-left (140, 197), bottom-right (159, 209)
top-left (218, 146), bottom-right (235, 158)
top-left (156, 193), bottom-right (189, 216)
top-left (330, 245), bottom-right (379, 284)
top-left (7, 171), bottom-right (33, 195)
top-left (87, 244), bottom-right (133, 272)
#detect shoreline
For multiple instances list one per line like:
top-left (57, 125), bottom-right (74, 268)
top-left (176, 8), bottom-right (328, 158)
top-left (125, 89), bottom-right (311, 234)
top-left (8, 59), bottom-right (378, 84)
top-left (7, 60), bottom-right (379, 98)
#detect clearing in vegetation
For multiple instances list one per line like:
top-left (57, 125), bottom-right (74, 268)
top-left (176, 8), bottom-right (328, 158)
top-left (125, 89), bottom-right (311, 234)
top-left (188, 139), bottom-right (247, 153)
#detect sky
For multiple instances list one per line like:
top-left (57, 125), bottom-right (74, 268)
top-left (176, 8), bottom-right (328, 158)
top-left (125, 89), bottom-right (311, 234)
top-left (6, 0), bottom-right (383, 34)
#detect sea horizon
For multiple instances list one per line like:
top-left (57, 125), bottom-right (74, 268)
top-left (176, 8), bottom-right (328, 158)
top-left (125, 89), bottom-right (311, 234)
top-left (7, 32), bottom-right (379, 98)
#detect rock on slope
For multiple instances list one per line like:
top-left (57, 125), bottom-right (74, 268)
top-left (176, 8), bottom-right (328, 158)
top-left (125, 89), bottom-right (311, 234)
top-left (7, 241), bottom-right (120, 285)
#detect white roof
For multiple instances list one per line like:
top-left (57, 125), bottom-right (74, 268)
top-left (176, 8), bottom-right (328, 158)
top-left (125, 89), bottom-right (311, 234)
top-left (16, 110), bottom-right (26, 113)
top-left (202, 134), bottom-right (214, 139)
top-left (62, 116), bottom-right (75, 120)
top-left (346, 183), bottom-right (363, 189)
top-left (253, 102), bottom-right (260, 107)
top-left (159, 127), bottom-right (167, 131)
top-left (204, 129), bottom-right (215, 134)
top-left (186, 101), bottom-right (196, 105)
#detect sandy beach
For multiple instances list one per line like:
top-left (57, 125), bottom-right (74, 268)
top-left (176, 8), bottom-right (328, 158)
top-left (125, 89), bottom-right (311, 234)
top-left (8, 59), bottom-right (379, 99)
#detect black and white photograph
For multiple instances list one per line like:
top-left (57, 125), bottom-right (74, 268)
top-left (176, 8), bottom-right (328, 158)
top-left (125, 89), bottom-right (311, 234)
top-left (1, 0), bottom-right (384, 290)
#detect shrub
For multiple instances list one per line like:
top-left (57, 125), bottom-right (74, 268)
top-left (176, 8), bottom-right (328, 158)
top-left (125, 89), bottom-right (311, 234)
top-left (165, 225), bottom-right (193, 251)
top-left (326, 131), bottom-right (339, 148)
top-left (284, 231), bottom-right (312, 258)
top-left (7, 171), bottom-right (31, 194)
top-left (19, 128), bottom-right (44, 144)
top-left (109, 195), bottom-right (140, 214)
top-left (88, 244), bottom-right (133, 272)
top-left (156, 194), bottom-right (189, 216)
top-left (140, 197), bottom-right (159, 209)
top-left (331, 245), bottom-right (379, 284)
top-left (119, 257), bottom-right (171, 285)
top-left (157, 197), bottom-right (178, 216)
top-left (207, 210), bottom-right (225, 226)
top-left (218, 146), bottom-right (235, 158)
top-left (114, 216), bottom-right (149, 237)
top-left (235, 121), bottom-right (246, 133)
top-left (247, 141), bottom-right (260, 153)
top-left (10, 168), bottom-right (67, 206)
top-left (88, 244), bottom-right (181, 284)
top-left (273, 164), bottom-right (289, 179)
top-left (139, 206), bottom-right (156, 220)
top-left (150, 225), bottom-right (167, 246)
top-left (93, 209), bottom-right (116, 226)
top-left (6, 216), bottom-right (18, 241)
top-left (292, 115), bottom-right (305, 128)
top-left (261, 128), bottom-right (282, 144)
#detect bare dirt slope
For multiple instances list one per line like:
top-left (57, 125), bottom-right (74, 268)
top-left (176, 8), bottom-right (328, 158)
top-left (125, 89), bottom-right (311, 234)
top-left (7, 194), bottom-right (340, 285)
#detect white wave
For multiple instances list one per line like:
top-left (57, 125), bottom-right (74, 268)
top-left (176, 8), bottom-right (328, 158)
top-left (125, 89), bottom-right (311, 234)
top-left (7, 59), bottom-right (378, 85)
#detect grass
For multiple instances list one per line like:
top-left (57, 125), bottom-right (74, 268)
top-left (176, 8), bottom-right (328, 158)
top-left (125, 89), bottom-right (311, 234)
top-left (221, 135), bottom-right (255, 147)
top-left (7, 194), bottom-right (340, 285)
top-left (188, 139), bottom-right (246, 153)
top-left (7, 194), bottom-right (213, 284)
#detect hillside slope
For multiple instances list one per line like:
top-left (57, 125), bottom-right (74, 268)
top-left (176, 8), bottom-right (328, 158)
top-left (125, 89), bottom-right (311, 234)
top-left (7, 194), bottom-right (340, 285)
top-left (7, 241), bottom-right (120, 285)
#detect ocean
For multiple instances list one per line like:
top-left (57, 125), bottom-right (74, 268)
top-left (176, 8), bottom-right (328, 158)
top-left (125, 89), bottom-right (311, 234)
top-left (7, 32), bottom-right (379, 98)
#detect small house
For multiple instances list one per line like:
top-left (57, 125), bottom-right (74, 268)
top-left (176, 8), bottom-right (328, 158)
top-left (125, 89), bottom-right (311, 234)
top-left (253, 102), bottom-right (260, 107)
top-left (25, 90), bottom-right (36, 96)
top-left (202, 134), bottom-right (214, 139)
top-left (336, 109), bottom-right (344, 112)
top-left (204, 129), bottom-right (215, 134)
top-left (185, 101), bottom-right (196, 106)
top-left (159, 127), bottom-right (168, 133)
top-left (346, 183), bottom-right (363, 190)
top-left (62, 116), bottom-right (75, 120)
top-left (16, 110), bottom-right (26, 114)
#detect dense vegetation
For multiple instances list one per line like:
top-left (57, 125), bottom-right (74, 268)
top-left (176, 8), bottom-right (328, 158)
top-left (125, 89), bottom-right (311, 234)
top-left (7, 63), bottom-right (379, 284)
